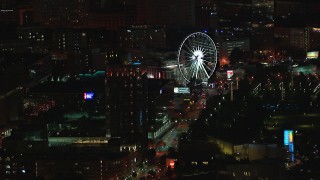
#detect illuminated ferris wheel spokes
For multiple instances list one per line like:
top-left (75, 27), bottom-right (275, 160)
top-left (178, 32), bottom-right (217, 84)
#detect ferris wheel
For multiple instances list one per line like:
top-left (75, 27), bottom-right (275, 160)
top-left (178, 32), bottom-right (217, 85)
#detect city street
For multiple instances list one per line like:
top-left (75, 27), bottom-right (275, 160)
top-left (157, 122), bottom-right (189, 153)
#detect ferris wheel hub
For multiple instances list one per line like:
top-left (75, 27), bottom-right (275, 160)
top-left (192, 50), bottom-right (204, 62)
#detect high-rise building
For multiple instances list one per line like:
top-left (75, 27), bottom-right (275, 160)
top-left (105, 65), bottom-right (148, 145)
top-left (251, 0), bottom-right (274, 57)
top-left (17, 26), bottom-right (49, 53)
top-left (17, 3), bottom-right (33, 26)
top-left (195, 0), bottom-right (219, 30)
top-left (219, 38), bottom-right (250, 62)
top-left (123, 0), bottom-right (147, 26)
top-left (146, 0), bottom-right (195, 29)
top-left (87, 0), bottom-right (147, 30)
top-left (174, 0), bottom-right (196, 28)
top-left (118, 25), bottom-right (166, 50)
top-left (51, 28), bottom-right (88, 51)
top-left (0, 0), bottom-right (17, 25)
top-left (274, 28), bottom-right (305, 50)
top-left (33, 0), bottom-right (89, 28)
top-left (305, 27), bottom-right (320, 52)
top-left (218, 0), bottom-right (252, 38)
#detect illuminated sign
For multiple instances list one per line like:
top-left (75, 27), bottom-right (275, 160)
top-left (307, 51), bottom-right (319, 59)
top-left (284, 130), bottom-right (294, 162)
top-left (83, 92), bottom-right (94, 100)
top-left (227, 70), bottom-right (234, 80)
top-left (132, 61), bottom-right (141, 65)
top-left (174, 87), bottom-right (190, 94)
top-left (284, 130), bottom-right (293, 145)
